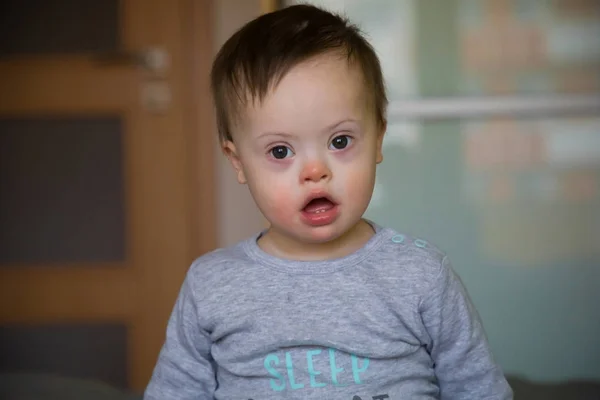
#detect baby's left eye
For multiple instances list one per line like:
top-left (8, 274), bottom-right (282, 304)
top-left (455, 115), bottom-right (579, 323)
top-left (329, 135), bottom-right (352, 150)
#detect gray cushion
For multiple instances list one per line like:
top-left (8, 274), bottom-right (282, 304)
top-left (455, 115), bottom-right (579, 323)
top-left (507, 375), bottom-right (600, 400)
top-left (0, 373), bottom-right (142, 400)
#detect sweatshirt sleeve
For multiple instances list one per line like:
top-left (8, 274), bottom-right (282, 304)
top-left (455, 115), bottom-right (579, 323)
top-left (144, 274), bottom-right (216, 400)
top-left (420, 256), bottom-right (513, 400)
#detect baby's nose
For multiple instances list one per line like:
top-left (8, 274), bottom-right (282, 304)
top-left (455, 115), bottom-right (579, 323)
top-left (300, 160), bottom-right (331, 183)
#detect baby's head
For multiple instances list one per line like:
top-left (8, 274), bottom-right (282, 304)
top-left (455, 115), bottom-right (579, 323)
top-left (211, 4), bottom-right (387, 246)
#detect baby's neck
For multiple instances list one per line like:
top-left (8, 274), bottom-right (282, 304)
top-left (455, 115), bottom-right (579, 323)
top-left (257, 219), bottom-right (375, 261)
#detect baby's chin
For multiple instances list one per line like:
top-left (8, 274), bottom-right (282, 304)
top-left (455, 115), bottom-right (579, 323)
top-left (265, 222), bottom-right (340, 244)
top-left (292, 221), bottom-right (362, 245)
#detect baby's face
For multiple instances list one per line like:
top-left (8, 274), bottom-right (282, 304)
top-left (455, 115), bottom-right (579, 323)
top-left (226, 54), bottom-right (384, 246)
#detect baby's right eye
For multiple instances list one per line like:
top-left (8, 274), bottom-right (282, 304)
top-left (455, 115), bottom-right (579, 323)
top-left (270, 145), bottom-right (293, 159)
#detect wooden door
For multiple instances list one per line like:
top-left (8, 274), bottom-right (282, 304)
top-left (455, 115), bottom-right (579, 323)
top-left (0, 0), bottom-right (215, 392)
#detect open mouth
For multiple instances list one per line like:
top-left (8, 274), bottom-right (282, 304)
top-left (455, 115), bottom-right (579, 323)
top-left (302, 196), bottom-right (337, 214)
top-left (300, 193), bottom-right (340, 226)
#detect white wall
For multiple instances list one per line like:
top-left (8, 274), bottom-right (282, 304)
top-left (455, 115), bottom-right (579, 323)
top-left (212, 0), bottom-right (267, 247)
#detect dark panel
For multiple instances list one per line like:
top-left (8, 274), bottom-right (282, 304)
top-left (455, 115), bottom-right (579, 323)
top-left (0, 117), bottom-right (126, 264)
top-left (0, 0), bottom-right (119, 57)
top-left (0, 323), bottom-right (128, 389)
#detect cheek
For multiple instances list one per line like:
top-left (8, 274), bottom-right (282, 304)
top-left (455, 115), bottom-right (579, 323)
top-left (338, 164), bottom-right (376, 201)
top-left (268, 185), bottom-right (295, 220)
top-left (248, 174), bottom-right (297, 221)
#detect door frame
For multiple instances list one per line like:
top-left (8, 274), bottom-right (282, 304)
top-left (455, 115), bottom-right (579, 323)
top-left (183, 1), bottom-right (217, 261)
top-left (135, 0), bottom-right (218, 389)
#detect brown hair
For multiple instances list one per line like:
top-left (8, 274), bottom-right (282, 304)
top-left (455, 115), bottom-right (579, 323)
top-left (210, 4), bottom-right (387, 143)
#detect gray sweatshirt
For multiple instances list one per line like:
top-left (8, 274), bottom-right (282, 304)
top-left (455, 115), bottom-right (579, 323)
top-left (144, 225), bottom-right (513, 399)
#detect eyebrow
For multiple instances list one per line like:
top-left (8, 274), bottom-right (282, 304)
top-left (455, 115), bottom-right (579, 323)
top-left (327, 118), bottom-right (360, 131)
top-left (257, 131), bottom-right (296, 140)
top-left (257, 118), bottom-right (360, 139)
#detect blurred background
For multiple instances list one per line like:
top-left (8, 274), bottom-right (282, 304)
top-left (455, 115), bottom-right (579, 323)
top-left (0, 0), bottom-right (599, 399)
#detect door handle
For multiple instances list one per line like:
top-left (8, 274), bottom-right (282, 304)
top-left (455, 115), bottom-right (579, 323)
top-left (94, 47), bottom-right (172, 113)
top-left (93, 47), bottom-right (169, 74)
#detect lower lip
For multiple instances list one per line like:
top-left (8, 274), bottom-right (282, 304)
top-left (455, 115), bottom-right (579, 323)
top-left (300, 205), bottom-right (340, 227)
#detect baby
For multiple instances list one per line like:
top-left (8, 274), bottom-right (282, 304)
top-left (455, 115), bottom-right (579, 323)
top-left (144, 4), bottom-right (513, 399)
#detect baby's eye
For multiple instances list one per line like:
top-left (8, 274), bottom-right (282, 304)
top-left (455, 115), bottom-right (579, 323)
top-left (329, 135), bottom-right (352, 150)
top-left (270, 145), bottom-right (294, 159)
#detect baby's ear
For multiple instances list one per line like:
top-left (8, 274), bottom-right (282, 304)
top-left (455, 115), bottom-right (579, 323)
top-left (222, 140), bottom-right (247, 184)
top-left (376, 119), bottom-right (386, 164)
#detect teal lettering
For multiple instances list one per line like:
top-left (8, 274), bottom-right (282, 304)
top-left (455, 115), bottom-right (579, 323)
top-left (328, 348), bottom-right (346, 386)
top-left (285, 352), bottom-right (304, 389)
top-left (306, 349), bottom-right (326, 388)
top-left (264, 354), bottom-right (285, 391)
top-left (351, 354), bottom-right (370, 384)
